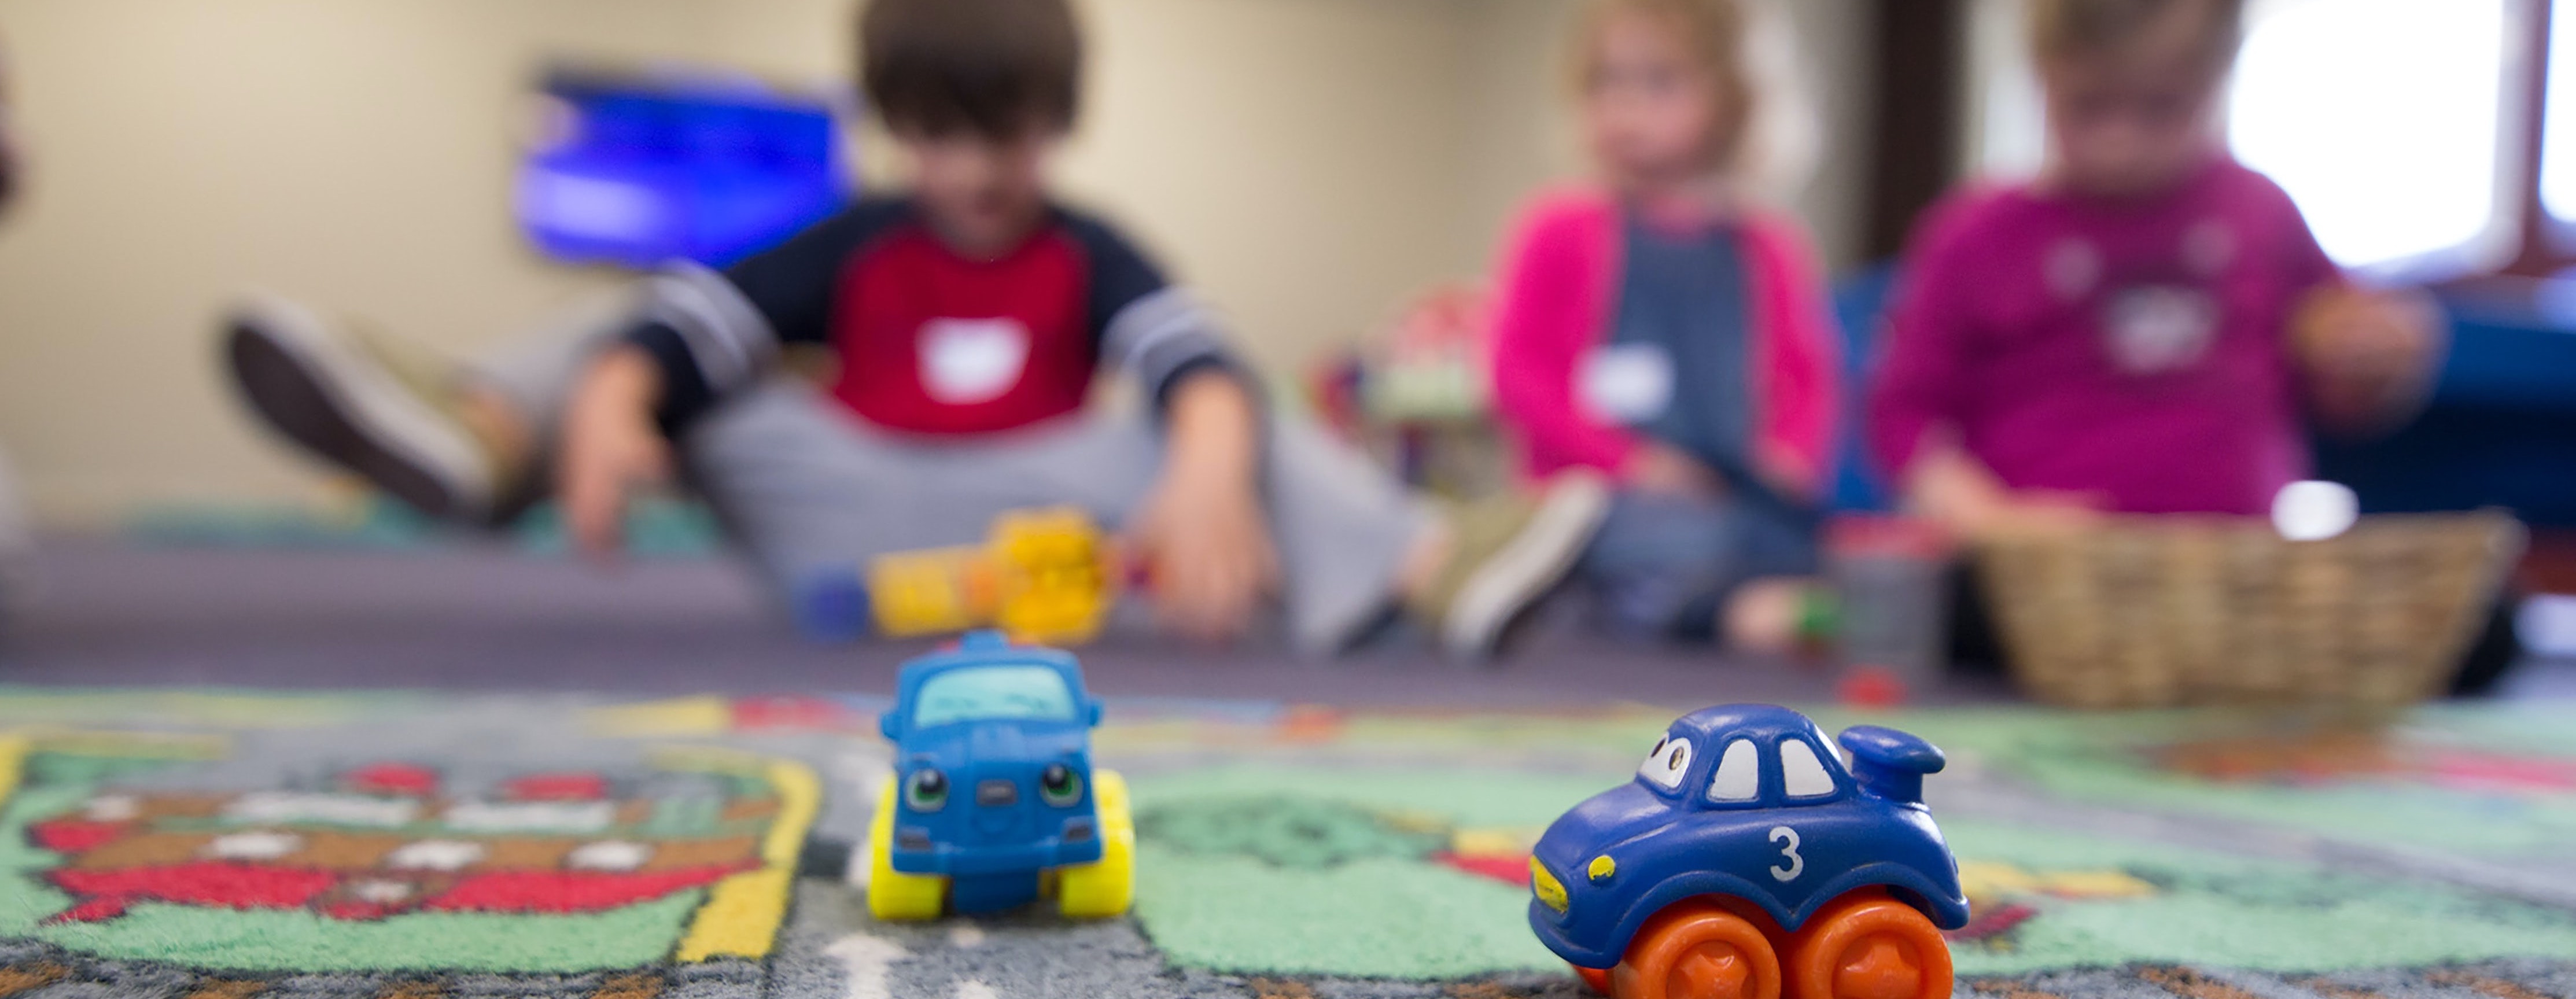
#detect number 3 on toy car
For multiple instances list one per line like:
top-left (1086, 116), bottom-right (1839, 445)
top-left (1768, 825), bottom-right (1803, 882)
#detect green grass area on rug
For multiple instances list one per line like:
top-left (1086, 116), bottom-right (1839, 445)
top-left (1880, 706), bottom-right (2576, 860)
top-left (1120, 763), bottom-right (2576, 980)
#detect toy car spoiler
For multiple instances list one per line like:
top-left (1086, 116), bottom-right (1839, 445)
top-left (1837, 726), bottom-right (1946, 806)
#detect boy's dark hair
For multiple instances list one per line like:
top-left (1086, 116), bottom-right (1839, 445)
top-left (860, 0), bottom-right (1083, 138)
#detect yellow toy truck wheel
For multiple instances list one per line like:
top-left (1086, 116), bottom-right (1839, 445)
top-left (865, 773), bottom-right (949, 920)
top-left (1054, 769), bottom-right (1135, 917)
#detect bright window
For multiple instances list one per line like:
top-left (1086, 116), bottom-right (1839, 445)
top-left (2543, 0), bottom-right (2576, 227)
top-left (2228, 0), bottom-right (2514, 271)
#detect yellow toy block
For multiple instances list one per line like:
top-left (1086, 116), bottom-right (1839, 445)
top-left (865, 507), bottom-right (1122, 646)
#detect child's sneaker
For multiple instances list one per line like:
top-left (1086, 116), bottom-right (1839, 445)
top-left (1412, 471), bottom-right (1613, 660)
top-left (222, 296), bottom-right (504, 524)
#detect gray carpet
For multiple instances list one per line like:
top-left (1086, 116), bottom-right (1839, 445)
top-left (6, 537), bottom-right (2567, 705)
top-left (0, 537), bottom-right (1918, 706)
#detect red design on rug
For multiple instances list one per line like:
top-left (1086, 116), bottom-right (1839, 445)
top-left (2427, 751), bottom-right (2576, 794)
top-left (30, 819), bottom-right (128, 854)
top-left (1432, 851), bottom-right (1534, 887)
top-left (48, 862), bottom-right (340, 921)
top-left (422, 867), bottom-right (749, 913)
top-left (504, 772), bottom-right (609, 801)
top-left (732, 696), bottom-right (853, 732)
top-left (1944, 901), bottom-right (2039, 942)
top-left (43, 862), bottom-right (749, 923)
top-left (345, 762), bottom-right (440, 797)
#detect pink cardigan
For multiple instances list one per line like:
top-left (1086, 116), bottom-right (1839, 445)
top-left (1488, 186), bottom-right (1841, 497)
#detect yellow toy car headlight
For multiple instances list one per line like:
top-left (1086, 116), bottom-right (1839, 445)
top-left (1530, 857), bottom-right (1569, 915)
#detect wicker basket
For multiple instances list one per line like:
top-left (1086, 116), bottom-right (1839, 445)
top-left (1974, 512), bottom-right (2526, 708)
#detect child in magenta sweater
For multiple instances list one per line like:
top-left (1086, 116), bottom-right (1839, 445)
top-left (1870, 0), bottom-right (2441, 537)
top-left (1488, 0), bottom-right (1841, 650)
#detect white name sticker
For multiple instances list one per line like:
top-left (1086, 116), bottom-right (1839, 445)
top-left (1578, 342), bottom-right (1676, 425)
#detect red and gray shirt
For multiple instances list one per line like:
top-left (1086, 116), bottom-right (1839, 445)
top-left (623, 198), bottom-right (1240, 434)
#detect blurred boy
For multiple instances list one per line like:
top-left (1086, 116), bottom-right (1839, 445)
top-left (223, 0), bottom-right (1606, 657)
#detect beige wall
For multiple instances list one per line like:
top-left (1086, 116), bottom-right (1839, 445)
top-left (0, 0), bottom-right (1871, 524)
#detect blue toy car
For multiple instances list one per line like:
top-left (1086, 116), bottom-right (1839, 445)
top-left (863, 631), bottom-right (1134, 919)
top-left (1528, 705), bottom-right (1967, 999)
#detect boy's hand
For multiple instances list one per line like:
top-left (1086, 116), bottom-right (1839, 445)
top-left (1907, 440), bottom-right (2103, 541)
top-left (1624, 443), bottom-right (1725, 500)
top-left (558, 346), bottom-right (673, 562)
top-left (1127, 372), bottom-right (1276, 644)
top-left (2294, 286), bottom-right (2444, 434)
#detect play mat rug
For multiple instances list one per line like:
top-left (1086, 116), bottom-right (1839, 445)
top-left (0, 688), bottom-right (2571, 999)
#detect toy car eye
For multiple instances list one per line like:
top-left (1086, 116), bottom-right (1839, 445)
top-left (1040, 762), bottom-right (1084, 806)
top-left (904, 769), bottom-right (949, 812)
top-left (1637, 736), bottom-right (1692, 790)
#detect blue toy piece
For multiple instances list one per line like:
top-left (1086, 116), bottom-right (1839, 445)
top-left (862, 631), bottom-right (1135, 919)
top-left (1529, 705), bottom-right (1966, 999)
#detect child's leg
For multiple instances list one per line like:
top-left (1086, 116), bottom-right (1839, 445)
top-left (1247, 421), bottom-right (1447, 653)
top-left (681, 394), bottom-right (1438, 651)
top-left (221, 292), bottom-right (632, 525)
top-left (1712, 496), bottom-right (1827, 653)
top-left (1576, 489), bottom-right (1823, 649)
top-left (681, 394), bottom-right (1591, 657)
top-left (1072, 418), bottom-right (1605, 658)
top-left (457, 291), bottom-right (644, 479)
top-left (675, 385), bottom-right (1090, 591)
top-left (1579, 492), bottom-right (1735, 642)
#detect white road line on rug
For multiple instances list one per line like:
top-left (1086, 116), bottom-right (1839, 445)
top-left (947, 922), bottom-right (987, 948)
top-left (825, 932), bottom-right (909, 999)
top-left (953, 980), bottom-right (999, 999)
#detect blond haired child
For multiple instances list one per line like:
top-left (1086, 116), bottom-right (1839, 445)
top-left (1488, 0), bottom-right (1840, 650)
top-left (1870, 0), bottom-right (2442, 537)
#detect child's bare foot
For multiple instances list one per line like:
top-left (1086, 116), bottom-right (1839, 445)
top-left (222, 296), bottom-right (532, 525)
top-left (1720, 577), bottom-right (1819, 657)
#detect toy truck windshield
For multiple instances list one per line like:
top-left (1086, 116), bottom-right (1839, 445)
top-left (912, 664), bottom-right (1079, 728)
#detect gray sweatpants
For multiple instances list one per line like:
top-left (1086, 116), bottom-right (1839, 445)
top-left (470, 298), bottom-right (1433, 654)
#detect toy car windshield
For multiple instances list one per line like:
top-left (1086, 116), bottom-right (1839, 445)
top-left (912, 664), bottom-right (1079, 728)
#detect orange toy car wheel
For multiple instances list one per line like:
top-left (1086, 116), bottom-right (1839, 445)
top-left (1612, 900), bottom-right (1783, 999)
top-left (1573, 964), bottom-right (1614, 994)
top-left (1786, 892), bottom-right (1952, 999)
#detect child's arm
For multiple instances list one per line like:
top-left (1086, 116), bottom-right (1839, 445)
top-left (1870, 202), bottom-right (2100, 540)
top-left (1126, 369), bottom-right (1276, 643)
top-left (566, 205), bottom-right (894, 558)
top-left (1902, 434), bottom-right (2103, 540)
top-left (1488, 196), bottom-right (1645, 477)
top-left (2263, 180), bottom-right (2445, 436)
top-left (2292, 285), bottom-right (2445, 436)
top-left (1070, 216), bottom-right (1275, 643)
top-left (1743, 213), bottom-right (1843, 502)
top-left (559, 346), bottom-right (675, 559)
